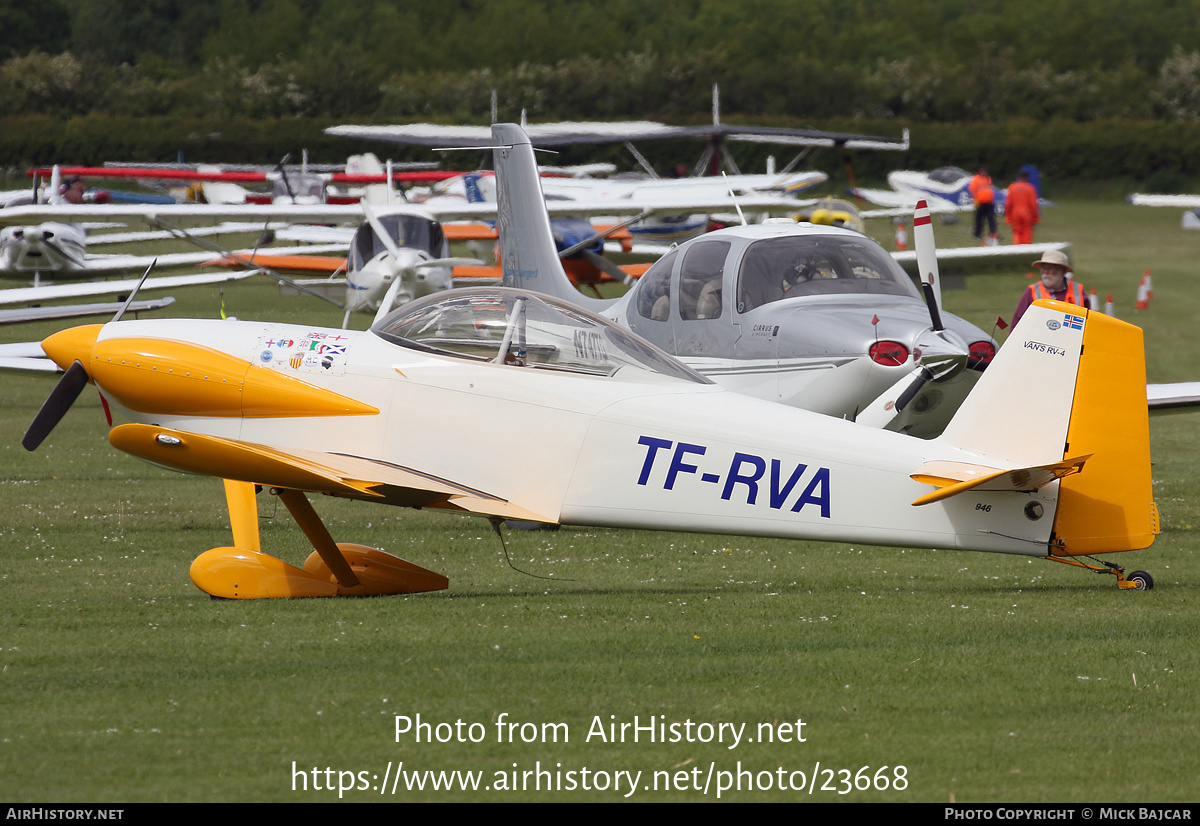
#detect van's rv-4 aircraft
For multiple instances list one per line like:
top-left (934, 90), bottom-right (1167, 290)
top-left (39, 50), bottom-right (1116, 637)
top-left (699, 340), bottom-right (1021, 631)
top-left (21, 124), bottom-right (1159, 598)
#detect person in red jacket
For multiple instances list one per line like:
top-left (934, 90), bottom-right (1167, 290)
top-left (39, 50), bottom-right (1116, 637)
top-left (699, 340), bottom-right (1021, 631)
top-left (968, 167), bottom-right (998, 245)
top-left (1011, 249), bottom-right (1085, 328)
top-left (1005, 170), bottom-right (1040, 245)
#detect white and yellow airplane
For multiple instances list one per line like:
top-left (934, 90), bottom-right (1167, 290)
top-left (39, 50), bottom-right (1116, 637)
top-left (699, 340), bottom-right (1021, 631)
top-left (19, 124), bottom-right (1159, 599)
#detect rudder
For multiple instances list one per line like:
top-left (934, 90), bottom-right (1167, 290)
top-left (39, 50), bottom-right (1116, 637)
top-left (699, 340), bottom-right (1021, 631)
top-left (490, 123), bottom-right (611, 311)
top-left (1052, 306), bottom-right (1158, 555)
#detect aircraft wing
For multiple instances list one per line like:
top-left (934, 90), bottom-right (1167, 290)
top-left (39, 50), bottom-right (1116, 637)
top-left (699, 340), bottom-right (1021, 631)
top-left (892, 242), bottom-right (1071, 275)
top-left (1148, 382), bottom-right (1200, 412)
top-left (442, 222), bottom-right (500, 241)
top-left (604, 240), bottom-right (674, 256)
top-left (0, 201), bottom-right (515, 228)
top-left (721, 125), bottom-right (910, 151)
top-left (31, 166), bottom-right (458, 186)
top-left (452, 261), bottom-right (649, 286)
top-left (538, 193), bottom-right (803, 219)
top-left (850, 187), bottom-right (968, 215)
top-left (326, 122), bottom-right (908, 150)
top-left (0, 270), bottom-right (257, 306)
top-left (60, 243), bottom-right (348, 277)
top-left (0, 203), bottom-right (368, 228)
top-left (1127, 194), bottom-right (1200, 207)
top-left (0, 341), bottom-right (60, 372)
top-left (0, 296), bottom-right (174, 327)
top-left (273, 225), bottom-right (357, 245)
top-left (109, 423), bottom-right (554, 522)
top-left (87, 223), bottom-right (294, 246)
top-left (0, 193), bottom-right (804, 237)
top-left (204, 253), bottom-right (348, 274)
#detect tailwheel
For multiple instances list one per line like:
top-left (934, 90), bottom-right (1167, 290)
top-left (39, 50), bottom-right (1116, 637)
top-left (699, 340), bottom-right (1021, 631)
top-left (1125, 570), bottom-right (1154, 591)
top-left (1047, 555), bottom-right (1154, 590)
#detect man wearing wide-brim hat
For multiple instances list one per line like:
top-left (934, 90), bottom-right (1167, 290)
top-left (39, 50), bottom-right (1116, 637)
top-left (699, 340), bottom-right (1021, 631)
top-left (1011, 248), bottom-right (1085, 328)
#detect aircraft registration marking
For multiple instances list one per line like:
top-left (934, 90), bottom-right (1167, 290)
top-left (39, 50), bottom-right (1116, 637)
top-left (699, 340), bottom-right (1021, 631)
top-left (636, 436), bottom-right (831, 518)
top-left (573, 329), bottom-right (609, 363)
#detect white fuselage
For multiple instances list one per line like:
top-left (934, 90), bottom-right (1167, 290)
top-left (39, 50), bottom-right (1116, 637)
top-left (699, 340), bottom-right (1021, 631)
top-left (90, 316), bottom-right (1057, 557)
top-left (0, 222), bottom-right (87, 275)
top-left (343, 248), bottom-right (453, 314)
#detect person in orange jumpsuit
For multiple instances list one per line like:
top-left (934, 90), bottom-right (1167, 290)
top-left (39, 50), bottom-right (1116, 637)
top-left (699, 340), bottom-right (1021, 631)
top-left (1005, 170), bottom-right (1040, 245)
top-left (968, 167), bottom-right (997, 245)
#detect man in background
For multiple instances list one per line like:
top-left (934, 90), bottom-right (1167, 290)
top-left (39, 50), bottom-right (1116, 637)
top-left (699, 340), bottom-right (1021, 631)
top-left (969, 166), bottom-right (998, 246)
top-left (1012, 249), bottom-right (1083, 327)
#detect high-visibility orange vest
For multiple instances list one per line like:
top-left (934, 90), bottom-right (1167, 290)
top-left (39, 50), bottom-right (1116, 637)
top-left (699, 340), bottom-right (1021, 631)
top-left (1029, 281), bottom-right (1084, 305)
top-left (969, 174), bottom-right (995, 205)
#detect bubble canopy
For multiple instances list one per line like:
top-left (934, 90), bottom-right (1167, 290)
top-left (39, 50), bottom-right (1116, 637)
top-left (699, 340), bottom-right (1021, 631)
top-left (371, 288), bottom-right (712, 384)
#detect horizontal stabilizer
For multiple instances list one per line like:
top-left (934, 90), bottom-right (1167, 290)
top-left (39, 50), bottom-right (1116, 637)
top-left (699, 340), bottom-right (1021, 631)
top-left (911, 455), bottom-right (1090, 506)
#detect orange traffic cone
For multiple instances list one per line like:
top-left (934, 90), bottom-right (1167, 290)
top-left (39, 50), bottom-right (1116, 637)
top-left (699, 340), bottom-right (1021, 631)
top-left (1143, 268), bottom-right (1153, 302)
top-left (895, 222), bottom-right (907, 251)
top-left (1088, 287), bottom-right (1098, 311)
top-left (1136, 278), bottom-right (1149, 311)
top-left (1104, 293), bottom-right (1114, 316)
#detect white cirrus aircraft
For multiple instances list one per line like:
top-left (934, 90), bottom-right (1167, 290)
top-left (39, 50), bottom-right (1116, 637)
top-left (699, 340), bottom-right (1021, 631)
top-left (491, 123), bottom-right (996, 439)
top-left (18, 124), bottom-right (1159, 599)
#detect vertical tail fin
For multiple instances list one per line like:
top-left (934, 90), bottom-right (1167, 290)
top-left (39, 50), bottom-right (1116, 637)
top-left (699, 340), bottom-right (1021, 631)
top-left (1052, 306), bottom-right (1157, 555)
top-left (48, 165), bottom-right (63, 205)
top-left (490, 123), bottom-right (611, 311)
top-left (938, 300), bottom-right (1156, 555)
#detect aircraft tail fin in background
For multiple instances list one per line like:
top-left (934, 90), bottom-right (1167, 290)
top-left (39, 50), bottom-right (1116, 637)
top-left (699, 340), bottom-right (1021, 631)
top-left (461, 172), bottom-right (488, 205)
top-left (48, 165), bottom-right (63, 205)
top-left (491, 123), bottom-right (612, 311)
top-left (936, 299), bottom-right (1157, 556)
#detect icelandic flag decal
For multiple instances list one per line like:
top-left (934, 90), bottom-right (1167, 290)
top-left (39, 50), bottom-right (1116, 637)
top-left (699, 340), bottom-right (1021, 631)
top-left (1063, 313), bottom-right (1084, 330)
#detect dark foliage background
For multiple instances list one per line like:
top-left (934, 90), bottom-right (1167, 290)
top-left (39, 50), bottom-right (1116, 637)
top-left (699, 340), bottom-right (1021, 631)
top-left (4, 0), bottom-right (1200, 184)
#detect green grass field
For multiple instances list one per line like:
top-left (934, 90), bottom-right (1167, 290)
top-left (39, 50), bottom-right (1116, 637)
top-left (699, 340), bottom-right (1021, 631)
top-left (2, 199), bottom-right (1199, 802)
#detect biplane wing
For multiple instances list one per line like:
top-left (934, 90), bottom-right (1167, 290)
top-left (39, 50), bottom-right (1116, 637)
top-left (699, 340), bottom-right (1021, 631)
top-left (325, 121), bottom-right (909, 151)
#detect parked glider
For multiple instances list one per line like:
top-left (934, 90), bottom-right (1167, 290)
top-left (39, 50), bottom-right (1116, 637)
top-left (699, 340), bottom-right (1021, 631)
top-left (851, 167), bottom-right (1008, 215)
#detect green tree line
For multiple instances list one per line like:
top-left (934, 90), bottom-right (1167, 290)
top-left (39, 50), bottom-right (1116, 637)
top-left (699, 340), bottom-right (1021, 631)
top-left (6, 0), bottom-right (1200, 123)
